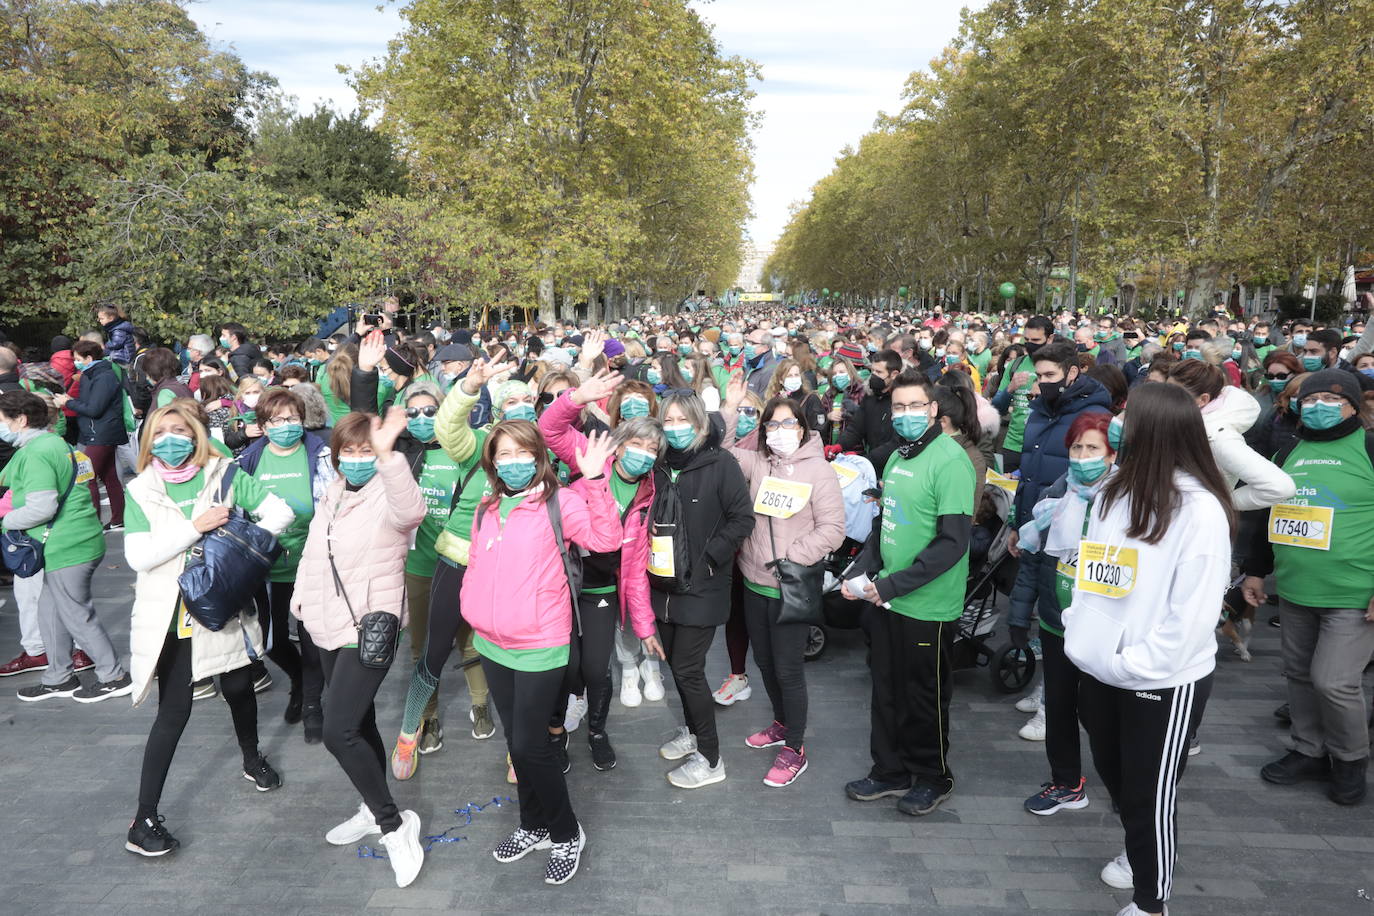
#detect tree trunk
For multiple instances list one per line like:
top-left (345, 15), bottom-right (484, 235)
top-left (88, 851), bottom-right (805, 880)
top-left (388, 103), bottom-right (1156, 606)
top-left (537, 259), bottom-right (556, 326)
top-left (1186, 263), bottom-right (1222, 317)
top-left (586, 283), bottom-right (601, 326)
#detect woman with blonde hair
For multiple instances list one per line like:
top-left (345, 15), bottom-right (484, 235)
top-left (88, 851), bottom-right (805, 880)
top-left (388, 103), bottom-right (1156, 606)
top-left (323, 345), bottom-right (356, 425)
top-left (224, 375), bottom-right (266, 455)
top-left (123, 401), bottom-right (294, 857)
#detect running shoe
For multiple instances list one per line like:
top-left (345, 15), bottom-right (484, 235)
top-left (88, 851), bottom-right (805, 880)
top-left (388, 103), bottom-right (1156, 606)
top-left (659, 726), bottom-right (697, 761)
top-left (126, 814), bottom-right (179, 857)
top-left (73, 673), bottom-right (134, 703)
top-left (506, 752), bottom-right (518, 785)
top-left (589, 731), bottom-right (616, 771)
top-left (745, 720), bottom-right (787, 749)
top-left (70, 650), bottom-right (95, 673)
top-left (1116, 905), bottom-right (1167, 916)
top-left (242, 754), bottom-right (282, 792)
top-left (0, 651), bottom-right (48, 677)
top-left (620, 666), bottom-right (642, 707)
top-left (1100, 850), bottom-right (1133, 889)
top-left (844, 776), bottom-right (911, 801)
top-left (667, 752), bottom-right (726, 789)
top-left (326, 802), bottom-right (380, 845)
top-left (391, 732), bottom-right (419, 780)
top-left (1015, 683), bottom-right (1043, 713)
top-left (1024, 778), bottom-right (1090, 815)
top-left (1018, 707), bottom-right (1046, 741)
top-left (470, 704), bottom-right (496, 739)
top-left (897, 783), bottom-right (952, 816)
top-left (17, 675), bottom-right (80, 702)
top-left (191, 678), bottom-right (217, 701)
top-left (493, 826), bottom-right (551, 863)
top-left (418, 718), bottom-right (444, 755)
top-left (250, 665), bottom-right (272, 694)
top-left (639, 659), bottom-right (665, 702)
top-left (763, 746), bottom-right (808, 787)
top-left (550, 730), bottom-right (571, 774)
top-left (544, 824), bottom-right (586, 885)
top-left (713, 673), bottom-right (751, 706)
top-left (563, 694), bottom-right (588, 732)
top-left (380, 810), bottom-right (424, 888)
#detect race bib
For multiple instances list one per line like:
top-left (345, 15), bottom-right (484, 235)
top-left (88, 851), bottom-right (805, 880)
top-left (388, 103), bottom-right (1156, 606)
top-left (1267, 503), bottom-right (1333, 551)
top-left (986, 470), bottom-right (1019, 494)
top-left (832, 463), bottom-right (860, 488)
top-left (176, 599), bottom-right (193, 639)
top-left (649, 535), bottom-right (675, 578)
top-left (1054, 555), bottom-right (1078, 609)
top-left (753, 476), bottom-right (812, 519)
top-left (72, 450), bottom-right (95, 485)
top-left (1075, 541), bottom-right (1138, 599)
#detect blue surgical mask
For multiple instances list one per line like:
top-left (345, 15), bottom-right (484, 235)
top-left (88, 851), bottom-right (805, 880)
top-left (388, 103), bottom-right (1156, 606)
top-left (1267, 378), bottom-right (1288, 393)
top-left (664, 424), bottom-right (695, 449)
top-left (618, 446), bottom-right (656, 478)
top-left (1288, 397), bottom-right (1299, 413)
top-left (1171, 342), bottom-right (1185, 352)
top-left (1360, 367), bottom-right (1374, 380)
top-left (496, 458), bottom-right (536, 491)
top-left (1107, 415), bottom-right (1125, 451)
top-left (406, 416), bottom-right (436, 441)
top-left (504, 403), bottom-right (536, 422)
top-left (1230, 349), bottom-right (1242, 362)
top-left (1292, 333), bottom-right (1307, 347)
top-left (680, 366), bottom-right (694, 383)
top-left (743, 344), bottom-right (758, 361)
top-left (1069, 456), bottom-right (1109, 484)
top-left (0, 422), bottom-right (16, 445)
top-left (831, 372), bottom-right (851, 391)
top-left (619, 396), bottom-right (649, 419)
top-left (735, 414), bottom-right (758, 437)
top-left (151, 433), bottom-right (195, 467)
top-left (1183, 348), bottom-right (1202, 361)
top-left (266, 423), bottom-right (303, 448)
top-left (1300, 400), bottom-right (1345, 431)
top-left (893, 412), bottom-right (929, 441)
top-left (339, 457), bottom-right (378, 486)
top-left (646, 368), bottom-right (662, 385)
top-left (1300, 355), bottom-right (1325, 372)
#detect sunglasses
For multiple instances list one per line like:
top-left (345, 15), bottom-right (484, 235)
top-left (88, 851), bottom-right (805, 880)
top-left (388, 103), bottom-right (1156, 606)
top-left (737, 406), bottom-right (759, 418)
top-left (537, 392), bottom-right (556, 407)
top-left (404, 406), bottom-right (439, 419)
top-left (1263, 372), bottom-right (1291, 381)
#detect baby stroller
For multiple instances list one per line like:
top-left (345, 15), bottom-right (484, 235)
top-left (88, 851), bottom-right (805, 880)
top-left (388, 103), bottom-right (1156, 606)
top-left (950, 482), bottom-right (1036, 692)
top-left (803, 453), bottom-right (879, 661)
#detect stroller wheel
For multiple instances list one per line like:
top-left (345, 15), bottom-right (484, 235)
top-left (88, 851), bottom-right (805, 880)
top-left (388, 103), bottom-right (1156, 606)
top-left (991, 644), bottom-right (1036, 694)
top-left (803, 625), bottom-right (827, 661)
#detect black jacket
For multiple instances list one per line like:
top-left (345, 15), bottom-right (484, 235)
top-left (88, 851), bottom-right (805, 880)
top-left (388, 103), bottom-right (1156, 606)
top-left (838, 387), bottom-right (893, 460)
top-left (66, 360), bottom-right (127, 447)
top-left (0, 372), bottom-right (23, 473)
top-left (227, 342), bottom-right (263, 380)
top-left (348, 367), bottom-right (430, 477)
top-left (649, 432), bottom-right (755, 627)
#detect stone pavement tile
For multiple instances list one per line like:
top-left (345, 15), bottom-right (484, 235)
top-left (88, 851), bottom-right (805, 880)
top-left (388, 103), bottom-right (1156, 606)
top-left (1324, 834), bottom-right (1374, 852)
top-left (843, 883), bottom-right (910, 904)
top-left (1022, 888), bottom-right (1125, 911)
top-left (366, 888), bottom-right (456, 909)
top-left (932, 888), bottom-right (1014, 908)
top-left (1236, 830), bottom-right (1331, 849)
top-left (1169, 877), bottom-right (1266, 899)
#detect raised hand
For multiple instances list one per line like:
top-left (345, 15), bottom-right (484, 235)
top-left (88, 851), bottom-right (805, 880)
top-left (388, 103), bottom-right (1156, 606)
top-left (570, 368), bottom-right (623, 406)
top-left (462, 358), bottom-right (513, 394)
top-left (723, 371), bottom-right (748, 410)
top-left (358, 329), bottom-right (386, 373)
top-left (579, 329), bottom-right (607, 366)
top-left (575, 429), bottom-right (615, 479)
top-left (371, 405), bottom-right (407, 459)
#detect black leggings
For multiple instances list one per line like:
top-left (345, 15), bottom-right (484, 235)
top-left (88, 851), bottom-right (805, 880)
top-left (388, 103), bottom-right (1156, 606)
top-left (483, 657), bottom-right (578, 842)
top-left (553, 590), bottom-right (618, 735)
top-left (137, 633), bottom-right (259, 817)
top-left (319, 647), bottom-right (401, 833)
top-left (658, 619), bottom-right (719, 765)
top-left (725, 563), bottom-right (750, 676)
top-left (253, 581), bottom-right (312, 696)
top-left (1040, 630), bottom-right (1083, 788)
top-left (742, 587), bottom-right (809, 750)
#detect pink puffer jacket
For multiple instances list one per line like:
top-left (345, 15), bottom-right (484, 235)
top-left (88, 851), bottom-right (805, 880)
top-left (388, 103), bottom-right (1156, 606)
top-left (539, 390), bottom-right (657, 638)
top-left (290, 452), bottom-right (426, 651)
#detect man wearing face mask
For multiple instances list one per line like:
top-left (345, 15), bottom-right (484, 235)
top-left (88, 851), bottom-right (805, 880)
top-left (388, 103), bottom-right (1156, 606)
top-left (991, 315), bottom-right (1056, 474)
top-left (843, 371), bottom-right (974, 816)
top-left (838, 350), bottom-right (902, 463)
top-left (743, 329), bottom-right (781, 397)
top-left (1300, 328), bottom-right (1374, 394)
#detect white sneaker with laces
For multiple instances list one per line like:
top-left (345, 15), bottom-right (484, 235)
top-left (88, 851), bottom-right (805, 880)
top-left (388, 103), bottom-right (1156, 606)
top-left (1115, 904), bottom-right (1166, 916)
top-left (563, 694), bottom-right (588, 732)
top-left (659, 726), bottom-right (697, 761)
top-left (640, 659), bottom-right (665, 702)
top-left (667, 751), bottom-right (726, 789)
top-left (1101, 850), bottom-right (1134, 889)
top-left (1018, 707), bottom-right (1046, 741)
top-left (543, 824), bottom-right (587, 885)
top-left (620, 666), bottom-right (642, 707)
top-left (325, 801), bottom-right (381, 846)
top-left (1015, 683), bottom-right (1044, 713)
top-left (379, 810), bottom-right (424, 888)
top-left (713, 673), bottom-right (752, 707)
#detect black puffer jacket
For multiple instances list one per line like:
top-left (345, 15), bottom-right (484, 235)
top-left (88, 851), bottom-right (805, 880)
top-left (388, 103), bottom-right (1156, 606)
top-left (649, 428), bottom-right (755, 627)
top-left (838, 387), bottom-right (893, 459)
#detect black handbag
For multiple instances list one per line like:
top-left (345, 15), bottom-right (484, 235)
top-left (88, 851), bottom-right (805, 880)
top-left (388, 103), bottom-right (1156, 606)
top-left (1, 446), bottom-right (78, 578)
top-left (327, 514), bottom-right (399, 669)
top-left (177, 464), bottom-right (284, 631)
top-left (766, 516), bottom-right (826, 626)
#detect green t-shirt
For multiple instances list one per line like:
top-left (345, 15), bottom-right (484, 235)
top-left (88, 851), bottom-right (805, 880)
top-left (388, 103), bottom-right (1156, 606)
top-left (155, 387), bottom-right (177, 409)
top-left (473, 634), bottom-right (569, 672)
top-left (878, 434), bottom-right (975, 621)
top-left (125, 466), bottom-right (272, 531)
top-left (253, 446), bottom-right (314, 581)
top-left (968, 348), bottom-right (992, 378)
top-left (321, 381), bottom-right (350, 425)
top-left (997, 354), bottom-right (1036, 453)
top-left (744, 579), bottom-right (782, 600)
top-left (2, 432), bottom-right (103, 571)
top-left (405, 446), bottom-right (465, 578)
top-left (609, 468), bottom-right (638, 514)
top-left (1273, 429), bottom-right (1374, 609)
top-left (438, 427), bottom-right (493, 558)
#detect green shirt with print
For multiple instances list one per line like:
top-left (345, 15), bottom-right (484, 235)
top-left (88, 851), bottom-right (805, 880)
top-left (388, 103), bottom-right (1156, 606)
top-left (877, 433), bottom-right (975, 621)
top-left (435, 427), bottom-right (493, 565)
top-left (405, 446), bottom-right (465, 578)
top-left (252, 446), bottom-right (314, 581)
top-left (968, 347), bottom-right (992, 379)
top-left (124, 466), bottom-right (272, 531)
top-left (2, 432), bottom-right (103, 571)
top-left (997, 354), bottom-right (1036, 453)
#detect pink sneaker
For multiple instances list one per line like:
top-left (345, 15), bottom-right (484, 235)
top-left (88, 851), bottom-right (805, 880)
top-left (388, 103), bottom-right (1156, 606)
top-left (745, 721), bottom-right (787, 749)
top-left (763, 746), bottom-right (808, 787)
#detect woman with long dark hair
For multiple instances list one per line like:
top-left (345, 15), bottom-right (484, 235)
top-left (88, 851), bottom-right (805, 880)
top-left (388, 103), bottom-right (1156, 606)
top-left (1062, 382), bottom-right (1234, 916)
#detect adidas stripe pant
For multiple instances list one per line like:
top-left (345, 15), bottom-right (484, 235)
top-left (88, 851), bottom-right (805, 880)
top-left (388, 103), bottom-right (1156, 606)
top-left (1078, 674), bottom-right (1212, 914)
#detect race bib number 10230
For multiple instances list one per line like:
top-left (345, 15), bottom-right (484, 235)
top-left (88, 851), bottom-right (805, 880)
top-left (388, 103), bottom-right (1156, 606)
top-left (1075, 541), bottom-right (1138, 599)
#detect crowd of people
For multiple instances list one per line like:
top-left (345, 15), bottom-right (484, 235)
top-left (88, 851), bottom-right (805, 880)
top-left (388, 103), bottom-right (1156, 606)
top-left (1, 298), bottom-right (1371, 915)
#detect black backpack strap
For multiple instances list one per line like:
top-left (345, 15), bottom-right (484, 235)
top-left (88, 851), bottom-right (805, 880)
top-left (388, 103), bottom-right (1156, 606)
top-left (449, 463), bottom-right (483, 514)
top-left (544, 494), bottom-right (583, 636)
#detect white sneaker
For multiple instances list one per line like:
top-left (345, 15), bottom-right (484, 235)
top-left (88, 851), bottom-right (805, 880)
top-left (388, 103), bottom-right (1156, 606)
top-left (619, 667), bottom-right (642, 707)
top-left (380, 810), bottom-right (424, 888)
top-left (659, 726), bottom-right (697, 761)
top-left (1116, 904), bottom-right (1166, 916)
top-left (563, 694), bottom-right (588, 732)
top-left (1101, 850), bottom-right (1134, 889)
top-left (713, 673), bottom-right (752, 707)
top-left (1015, 683), bottom-right (1043, 713)
top-left (640, 659), bottom-right (665, 702)
top-left (667, 751), bottom-right (726, 789)
top-left (1018, 707), bottom-right (1046, 741)
top-left (543, 823), bottom-right (587, 885)
top-left (325, 801), bottom-right (381, 846)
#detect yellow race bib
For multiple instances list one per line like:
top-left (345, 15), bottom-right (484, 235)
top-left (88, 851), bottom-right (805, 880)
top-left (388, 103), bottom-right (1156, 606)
top-left (753, 476), bottom-right (812, 519)
top-left (832, 463), bottom-right (860, 489)
top-left (176, 600), bottom-right (194, 639)
top-left (72, 450), bottom-right (95, 485)
top-left (1267, 503), bottom-right (1333, 551)
top-left (1075, 541), bottom-right (1138, 599)
top-left (648, 535), bottom-right (675, 578)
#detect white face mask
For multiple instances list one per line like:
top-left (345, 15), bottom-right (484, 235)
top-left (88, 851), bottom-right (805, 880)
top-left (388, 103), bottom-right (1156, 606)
top-left (243, 393), bottom-right (260, 408)
top-left (766, 428), bottom-right (800, 456)
top-left (781, 376), bottom-right (802, 393)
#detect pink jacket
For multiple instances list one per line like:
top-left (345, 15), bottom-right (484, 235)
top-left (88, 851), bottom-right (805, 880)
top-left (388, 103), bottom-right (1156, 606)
top-left (291, 452), bottom-right (426, 651)
top-left (723, 421), bottom-right (847, 591)
top-left (539, 390), bottom-right (657, 638)
top-left (461, 480), bottom-right (623, 651)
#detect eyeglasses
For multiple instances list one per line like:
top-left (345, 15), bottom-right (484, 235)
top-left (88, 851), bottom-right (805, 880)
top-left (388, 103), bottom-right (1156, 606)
top-left (1300, 395), bottom-right (1345, 408)
top-left (264, 415), bottom-right (302, 428)
top-left (1263, 372), bottom-right (1291, 381)
top-left (737, 406), bottom-right (759, 418)
top-left (537, 392), bottom-right (556, 407)
top-left (764, 418), bottom-right (800, 431)
top-left (404, 406), bottom-right (438, 419)
top-left (891, 402), bottom-right (930, 414)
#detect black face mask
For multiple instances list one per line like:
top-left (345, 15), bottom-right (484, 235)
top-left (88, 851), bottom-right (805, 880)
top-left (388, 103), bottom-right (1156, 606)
top-left (1025, 340), bottom-right (1046, 358)
top-left (868, 375), bottom-right (888, 397)
top-left (1039, 379), bottom-right (1065, 408)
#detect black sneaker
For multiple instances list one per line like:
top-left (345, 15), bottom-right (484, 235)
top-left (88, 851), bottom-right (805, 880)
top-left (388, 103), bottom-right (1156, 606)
top-left (1260, 750), bottom-right (1331, 785)
top-left (242, 754), bottom-right (282, 792)
top-left (1327, 757), bottom-right (1368, 806)
top-left (844, 775), bottom-right (911, 801)
top-left (1274, 703), bottom-right (1291, 724)
top-left (550, 730), bottom-right (570, 774)
top-left (249, 663), bottom-right (272, 694)
top-left (543, 824), bottom-right (586, 885)
top-left (493, 826), bottom-right (551, 863)
top-left (302, 705), bottom-right (324, 745)
top-left (191, 678), bottom-right (217, 701)
top-left (17, 675), bottom-right (81, 702)
top-left (73, 673), bottom-right (134, 703)
top-left (897, 783), bottom-right (953, 816)
top-left (126, 814), bottom-right (179, 857)
top-left (589, 731), bottom-right (617, 771)
top-left (103, 521), bottom-right (124, 533)
top-left (283, 687), bottom-right (303, 725)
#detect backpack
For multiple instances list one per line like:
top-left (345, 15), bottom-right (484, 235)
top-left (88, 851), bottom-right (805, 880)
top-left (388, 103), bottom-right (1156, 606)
top-left (543, 493), bottom-right (585, 634)
top-left (646, 475), bottom-right (695, 594)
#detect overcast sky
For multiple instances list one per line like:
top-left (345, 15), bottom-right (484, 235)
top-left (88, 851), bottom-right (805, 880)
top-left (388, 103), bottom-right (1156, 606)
top-left (188, 0), bottom-right (982, 245)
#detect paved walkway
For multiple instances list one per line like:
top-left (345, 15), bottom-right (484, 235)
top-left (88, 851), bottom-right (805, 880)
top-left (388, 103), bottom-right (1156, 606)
top-left (1, 537), bottom-right (1369, 915)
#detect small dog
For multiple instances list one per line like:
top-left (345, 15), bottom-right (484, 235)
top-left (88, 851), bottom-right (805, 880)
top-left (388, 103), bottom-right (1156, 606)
top-left (1218, 582), bottom-right (1255, 662)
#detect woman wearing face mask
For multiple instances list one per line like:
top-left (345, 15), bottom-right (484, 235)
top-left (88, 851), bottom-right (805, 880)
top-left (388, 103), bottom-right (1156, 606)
top-left (679, 353), bottom-right (719, 411)
top-left (1011, 413), bottom-right (1116, 816)
top-left (52, 340), bottom-right (128, 532)
top-left (462, 419), bottom-right (621, 885)
top-left (223, 376), bottom-right (266, 456)
top-left (1249, 351), bottom-right (1302, 428)
top-left (819, 355), bottom-right (862, 443)
top-left (291, 407), bottom-right (428, 888)
top-left (123, 401), bottom-right (295, 857)
top-left (719, 379), bottom-right (845, 787)
top-left (353, 331), bottom-right (431, 412)
top-left (765, 359), bottom-right (829, 446)
top-left (539, 371), bottom-right (665, 771)
top-left (713, 387), bottom-right (767, 707)
top-left (649, 389), bottom-right (755, 789)
top-left (940, 340), bottom-right (982, 391)
top-left (236, 388), bottom-right (336, 741)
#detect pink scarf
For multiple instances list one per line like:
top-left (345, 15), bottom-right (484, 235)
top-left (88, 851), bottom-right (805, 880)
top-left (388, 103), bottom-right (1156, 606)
top-left (152, 458), bottom-right (201, 485)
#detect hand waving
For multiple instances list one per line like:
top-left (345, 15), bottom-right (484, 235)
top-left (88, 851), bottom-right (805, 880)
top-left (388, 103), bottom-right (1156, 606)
top-left (575, 430), bottom-right (615, 479)
top-left (570, 368), bottom-right (623, 406)
top-left (370, 405), bottom-right (407, 459)
top-left (723, 371), bottom-right (748, 410)
top-left (358, 329), bottom-right (386, 373)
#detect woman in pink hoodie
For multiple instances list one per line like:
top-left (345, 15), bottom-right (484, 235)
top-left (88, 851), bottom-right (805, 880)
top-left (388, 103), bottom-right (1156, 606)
top-left (722, 375), bottom-right (846, 788)
top-left (460, 418), bottom-right (621, 886)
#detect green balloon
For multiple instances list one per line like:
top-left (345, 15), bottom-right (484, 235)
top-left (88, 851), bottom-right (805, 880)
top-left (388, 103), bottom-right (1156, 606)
top-left (898, 286), bottom-right (909, 297)
top-left (998, 282), bottom-right (1017, 299)
top-left (822, 288), bottom-right (830, 296)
